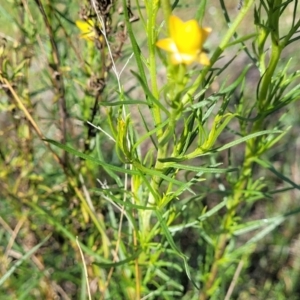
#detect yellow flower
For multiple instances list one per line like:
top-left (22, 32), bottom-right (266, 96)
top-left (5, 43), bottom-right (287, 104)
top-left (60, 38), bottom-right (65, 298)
top-left (76, 19), bottom-right (98, 42)
top-left (156, 15), bottom-right (211, 65)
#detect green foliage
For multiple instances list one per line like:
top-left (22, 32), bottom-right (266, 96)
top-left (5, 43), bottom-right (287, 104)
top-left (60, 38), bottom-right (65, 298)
top-left (1, 0), bottom-right (300, 299)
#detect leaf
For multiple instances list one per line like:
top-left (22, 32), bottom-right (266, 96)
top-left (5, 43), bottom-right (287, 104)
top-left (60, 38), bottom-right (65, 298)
top-left (166, 163), bottom-right (237, 174)
top-left (131, 70), bottom-right (170, 116)
top-left (225, 33), bottom-right (257, 48)
top-left (234, 207), bottom-right (300, 256)
top-left (93, 249), bottom-right (142, 268)
top-left (99, 100), bottom-right (148, 107)
top-left (92, 188), bottom-right (155, 211)
top-left (218, 65), bottom-right (251, 95)
top-left (45, 139), bottom-right (138, 175)
top-left (13, 59), bottom-right (29, 79)
top-left (0, 235), bottom-right (51, 286)
top-left (122, 0), bottom-right (147, 83)
top-left (46, 139), bottom-right (185, 187)
top-left (155, 210), bottom-right (200, 290)
top-left (196, 0), bottom-right (207, 25)
top-left (254, 157), bottom-right (300, 190)
top-left (132, 119), bottom-right (169, 152)
top-left (215, 129), bottom-right (282, 152)
top-left (169, 198), bottom-right (228, 233)
top-left (25, 201), bottom-right (106, 262)
top-left (172, 0), bottom-right (180, 10)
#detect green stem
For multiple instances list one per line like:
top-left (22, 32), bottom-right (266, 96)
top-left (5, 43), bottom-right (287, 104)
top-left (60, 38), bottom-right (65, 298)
top-left (198, 3), bottom-right (269, 298)
top-left (258, 0), bottom-right (282, 110)
top-left (200, 20), bottom-right (282, 294)
top-left (141, 106), bottom-right (179, 235)
top-left (147, 1), bottom-right (162, 136)
top-left (199, 144), bottom-right (254, 300)
top-left (258, 43), bottom-right (281, 110)
top-left (160, 0), bottom-right (172, 33)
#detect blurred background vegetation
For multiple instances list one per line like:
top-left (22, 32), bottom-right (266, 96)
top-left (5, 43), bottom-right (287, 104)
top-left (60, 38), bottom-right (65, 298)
top-left (0, 0), bottom-right (300, 299)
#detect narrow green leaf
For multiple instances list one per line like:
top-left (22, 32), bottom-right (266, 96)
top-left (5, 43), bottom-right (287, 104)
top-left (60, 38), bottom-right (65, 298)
top-left (132, 119), bottom-right (169, 152)
top-left (171, 0), bottom-right (180, 10)
top-left (225, 33), bottom-right (257, 47)
top-left (168, 163), bottom-right (237, 174)
top-left (92, 189), bottom-right (155, 210)
top-left (198, 198), bottom-right (228, 221)
top-left (235, 207), bottom-right (300, 254)
top-left (216, 130), bottom-right (282, 152)
top-left (25, 201), bottom-right (106, 262)
top-left (45, 139), bottom-right (139, 175)
top-left (234, 219), bottom-right (275, 236)
top-left (122, 0), bottom-right (147, 84)
top-left (131, 71), bottom-right (170, 116)
top-left (100, 100), bottom-right (148, 106)
top-left (93, 249), bottom-right (142, 268)
top-left (169, 198), bottom-right (228, 233)
top-left (138, 105), bottom-right (158, 150)
top-left (254, 157), bottom-right (300, 190)
top-left (0, 235), bottom-right (51, 286)
top-left (196, 0), bottom-right (207, 25)
top-left (46, 139), bottom-right (185, 187)
top-left (155, 210), bottom-right (200, 290)
top-left (218, 65), bottom-right (251, 95)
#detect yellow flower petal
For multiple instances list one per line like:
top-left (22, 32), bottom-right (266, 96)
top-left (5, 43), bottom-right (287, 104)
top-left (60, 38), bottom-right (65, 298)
top-left (172, 18), bottom-right (202, 54)
top-left (76, 20), bottom-right (94, 31)
top-left (170, 52), bottom-right (183, 65)
top-left (202, 27), bottom-right (212, 44)
top-left (169, 15), bottom-right (184, 43)
top-left (156, 15), bottom-right (211, 66)
top-left (156, 38), bottom-right (177, 52)
top-left (197, 52), bottom-right (210, 66)
top-left (76, 20), bottom-right (96, 41)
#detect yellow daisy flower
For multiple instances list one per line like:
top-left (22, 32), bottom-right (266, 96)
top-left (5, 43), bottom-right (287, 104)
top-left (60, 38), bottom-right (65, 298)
top-left (156, 15), bottom-right (211, 65)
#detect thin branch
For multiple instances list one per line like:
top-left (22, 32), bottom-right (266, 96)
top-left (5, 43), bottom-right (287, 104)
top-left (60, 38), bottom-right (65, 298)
top-left (34, 0), bottom-right (68, 164)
